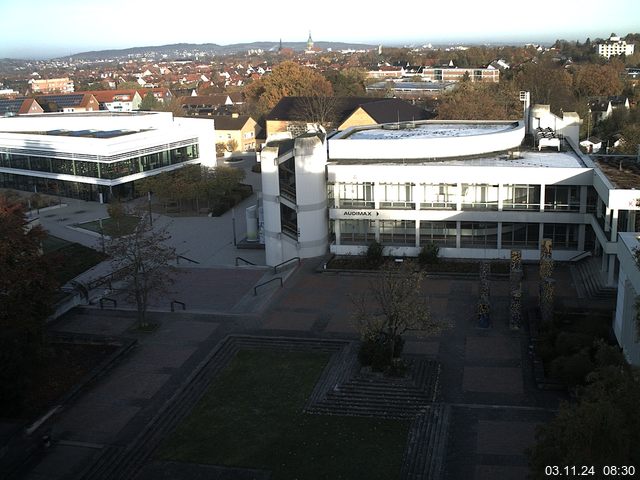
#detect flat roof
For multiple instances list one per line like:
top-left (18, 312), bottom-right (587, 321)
top-left (330, 150), bottom-right (587, 168)
top-left (594, 157), bottom-right (640, 189)
top-left (346, 122), bottom-right (518, 140)
top-left (6, 129), bottom-right (142, 139)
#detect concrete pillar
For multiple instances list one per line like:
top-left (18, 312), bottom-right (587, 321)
top-left (611, 209), bottom-right (619, 242)
top-left (334, 219), bottom-right (341, 246)
top-left (608, 254), bottom-right (616, 287)
top-left (602, 251), bottom-right (608, 273)
top-left (578, 224), bottom-right (586, 251)
top-left (456, 221), bottom-right (461, 248)
top-left (498, 184), bottom-right (504, 211)
top-left (415, 221), bottom-right (421, 248)
top-left (579, 185), bottom-right (588, 214)
top-left (456, 183), bottom-right (463, 211)
top-left (539, 183), bottom-right (546, 212)
top-left (497, 223), bottom-right (503, 250)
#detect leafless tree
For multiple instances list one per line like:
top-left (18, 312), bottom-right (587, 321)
top-left (352, 263), bottom-right (447, 363)
top-left (293, 95), bottom-right (340, 130)
top-left (106, 212), bottom-right (176, 328)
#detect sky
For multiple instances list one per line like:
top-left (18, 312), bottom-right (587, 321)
top-left (0, 0), bottom-right (639, 59)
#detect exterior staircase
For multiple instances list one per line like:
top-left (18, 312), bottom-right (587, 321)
top-left (570, 256), bottom-right (617, 300)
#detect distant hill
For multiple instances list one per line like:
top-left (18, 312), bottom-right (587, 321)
top-left (63, 41), bottom-right (377, 61)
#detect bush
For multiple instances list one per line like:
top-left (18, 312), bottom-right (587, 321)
top-left (366, 241), bottom-right (384, 268)
top-left (554, 332), bottom-right (593, 357)
top-left (550, 349), bottom-right (594, 386)
top-left (418, 242), bottom-right (439, 266)
top-left (358, 332), bottom-right (404, 372)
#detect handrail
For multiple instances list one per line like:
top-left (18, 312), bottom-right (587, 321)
top-left (254, 277), bottom-right (283, 295)
top-left (177, 254), bottom-right (200, 265)
top-left (568, 251), bottom-right (592, 262)
top-left (171, 300), bottom-right (186, 312)
top-left (235, 256), bottom-right (257, 266)
top-left (273, 256), bottom-right (300, 274)
top-left (87, 266), bottom-right (130, 290)
top-left (99, 297), bottom-right (117, 309)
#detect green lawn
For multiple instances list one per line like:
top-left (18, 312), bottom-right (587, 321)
top-left (158, 350), bottom-right (410, 480)
top-left (75, 215), bottom-right (140, 237)
top-left (43, 236), bottom-right (107, 285)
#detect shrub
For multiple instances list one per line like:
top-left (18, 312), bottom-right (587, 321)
top-left (550, 349), bottom-right (595, 386)
top-left (554, 332), bottom-right (592, 357)
top-left (358, 332), bottom-right (404, 372)
top-left (365, 241), bottom-right (384, 268)
top-left (418, 242), bottom-right (440, 266)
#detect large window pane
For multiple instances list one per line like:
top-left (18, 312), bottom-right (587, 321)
top-left (543, 223), bottom-right (579, 250)
top-left (339, 219), bottom-right (376, 245)
top-left (380, 183), bottom-right (414, 209)
top-left (503, 184), bottom-right (540, 210)
top-left (338, 182), bottom-right (374, 209)
top-left (380, 220), bottom-right (415, 246)
top-left (460, 222), bottom-right (498, 248)
top-left (501, 223), bottom-right (539, 248)
top-left (461, 184), bottom-right (499, 210)
top-left (421, 183), bottom-right (456, 210)
top-left (419, 221), bottom-right (457, 247)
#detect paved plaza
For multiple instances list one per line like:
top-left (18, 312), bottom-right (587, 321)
top-left (8, 165), bottom-right (577, 479)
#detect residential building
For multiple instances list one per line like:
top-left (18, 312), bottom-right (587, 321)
top-left (28, 77), bottom-right (74, 94)
top-left (35, 93), bottom-right (100, 113)
top-left (365, 81), bottom-right (456, 99)
top-left (179, 95), bottom-right (234, 116)
top-left (0, 98), bottom-right (44, 116)
top-left (0, 111), bottom-right (215, 202)
top-left (265, 97), bottom-right (433, 138)
top-left (79, 90), bottom-right (143, 112)
top-left (366, 65), bottom-right (500, 83)
top-left (212, 114), bottom-right (258, 152)
top-left (597, 35), bottom-right (635, 58)
top-left (137, 87), bottom-right (173, 104)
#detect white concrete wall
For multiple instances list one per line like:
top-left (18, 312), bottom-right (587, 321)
top-left (614, 233), bottom-right (640, 366)
top-left (293, 135), bottom-right (329, 259)
top-left (330, 121), bottom-right (524, 159)
top-left (260, 145), bottom-right (285, 266)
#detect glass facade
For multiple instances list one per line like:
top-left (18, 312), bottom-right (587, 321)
top-left (544, 185), bottom-right (580, 211)
top-left (338, 182), bottom-right (374, 209)
top-left (460, 222), bottom-right (499, 248)
top-left (420, 183), bottom-right (456, 210)
top-left (543, 223), bottom-right (579, 250)
top-left (379, 183), bottom-right (414, 209)
top-left (501, 223), bottom-right (540, 248)
top-left (503, 184), bottom-right (541, 210)
top-left (419, 221), bottom-right (457, 247)
top-left (461, 184), bottom-right (499, 210)
top-left (339, 219), bottom-right (376, 244)
top-left (0, 144), bottom-right (198, 180)
top-left (380, 220), bottom-right (415, 245)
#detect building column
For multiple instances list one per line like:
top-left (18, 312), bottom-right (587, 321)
top-left (456, 221), bottom-right (461, 249)
top-left (374, 219), bottom-right (380, 242)
top-left (579, 185), bottom-right (588, 214)
top-left (497, 222), bottom-right (503, 250)
top-left (538, 222), bottom-right (545, 251)
top-left (456, 183), bottom-right (463, 211)
top-left (611, 209), bottom-right (619, 242)
top-left (498, 184), bottom-right (504, 211)
top-left (415, 220), bottom-right (421, 248)
top-left (334, 219), bottom-right (341, 246)
top-left (374, 183), bottom-right (384, 210)
top-left (539, 183), bottom-right (546, 212)
top-left (602, 251), bottom-right (608, 273)
top-left (607, 254), bottom-right (616, 287)
top-left (333, 183), bottom-right (340, 208)
top-left (578, 224), bottom-right (586, 251)
top-left (628, 211), bottom-right (636, 232)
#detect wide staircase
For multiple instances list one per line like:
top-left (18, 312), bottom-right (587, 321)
top-left (570, 256), bottom-right (617, 300)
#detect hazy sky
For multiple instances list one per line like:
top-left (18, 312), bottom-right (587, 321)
top-left (1, 0), bottom-right (639, 59)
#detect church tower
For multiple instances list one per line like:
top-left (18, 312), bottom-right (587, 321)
top-left (307, 31), bottom-right (314, 51)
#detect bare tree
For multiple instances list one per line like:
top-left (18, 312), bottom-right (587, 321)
top-left (106, 213), bottom-right (176, 328)
top-left (293, 95), bottom-right (340, 130)
top-left (352, 263), bottom-right (446, 366)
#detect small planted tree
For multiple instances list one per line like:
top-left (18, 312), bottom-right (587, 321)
top-left (107, 199), bottom-right (127, 236)
top-left (106, 213), bottom-right (176, 329)
top-left (365, 240), bottom-right (384, 269)
top-left (352, 263), bottom-right (446, 373)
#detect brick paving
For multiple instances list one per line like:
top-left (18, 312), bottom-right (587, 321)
top-left (16, 259), bottom-right (582, 480)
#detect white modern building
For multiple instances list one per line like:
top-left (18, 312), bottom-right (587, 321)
top-left (260, 102), bottom-right (640, 292)
top-left (0, 111), bottom-right (215, 202)
top-left (614, 233), bottom-right (640, 366)
top-left (597, 35), bottom-right (635, 58)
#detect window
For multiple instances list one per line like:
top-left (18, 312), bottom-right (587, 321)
top-left (503, 184), bottom-right (540, 210)
top-left (280, 204), bottom-right (298, 239)
top-left (544, 185), bottom-right (580, 211)
top-left (338, 182), bottom-right (374, 208)
top-left (419, 221), bottom-right (456, 247)
top-left (380, 220), bottom-right (415, 246)
top-left (421, 183), bottom-right (456, 210)
top-left (543, 224), bottom-right (579, 250)
top-left (502, 223), bottom-right (539, 248)
top-left (380, 183), bottom-right (414, 209)
top-left (460, 222), bottom-right (498, 248)
top-left (461, 184), bottom-right (499, 210)
top-left (339, 219), bottom-right (375, 244)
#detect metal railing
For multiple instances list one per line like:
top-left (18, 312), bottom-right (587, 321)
top-left (235, 257), bottom-right (257, 266)
top-left (177, 254), bottom-right (199, 265)
top-left (273, 257), bottom-right (300, 274)
top-left (254, 277), bottom-right (283, 295)
top-left (171, 300), bottom-right (186, 312)
top-left (99, 297), bottom-right (117, 309)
